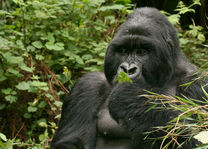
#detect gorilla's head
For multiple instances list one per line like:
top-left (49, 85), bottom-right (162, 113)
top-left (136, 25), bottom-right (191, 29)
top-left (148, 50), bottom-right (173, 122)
top-left (104, 7), bottom-right (194, 87)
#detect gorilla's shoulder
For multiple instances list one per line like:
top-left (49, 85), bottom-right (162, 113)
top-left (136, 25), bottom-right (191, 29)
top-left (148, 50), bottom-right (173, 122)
top-left (78, 71), bottom-right (107, 83)
top-left (73, 72), bottom-right (110, 92)
top-left (63, 72), bottom-right (110, 107)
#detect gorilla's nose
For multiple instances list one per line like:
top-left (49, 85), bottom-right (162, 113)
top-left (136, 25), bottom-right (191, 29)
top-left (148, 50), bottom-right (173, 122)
top-left (119, 62), bottom-right (140, 78)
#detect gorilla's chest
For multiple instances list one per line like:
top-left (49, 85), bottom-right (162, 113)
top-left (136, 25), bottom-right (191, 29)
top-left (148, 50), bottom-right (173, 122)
top-left (96, 101), bottom-right (131, 149)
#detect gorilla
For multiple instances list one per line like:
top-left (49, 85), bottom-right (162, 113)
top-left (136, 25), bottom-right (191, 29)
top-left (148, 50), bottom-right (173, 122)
top-left (51, 7), bottom-right (208, 149)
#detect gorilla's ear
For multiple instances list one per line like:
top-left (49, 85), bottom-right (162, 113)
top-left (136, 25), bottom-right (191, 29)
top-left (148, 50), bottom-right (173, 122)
top-left (175, 51), bottom-right (197, 78)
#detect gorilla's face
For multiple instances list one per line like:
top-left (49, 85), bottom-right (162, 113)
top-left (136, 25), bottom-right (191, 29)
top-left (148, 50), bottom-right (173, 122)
top-left (104, 8), bottom-right (180, 87)
top-left (105, 35), bottom-right (152, 84)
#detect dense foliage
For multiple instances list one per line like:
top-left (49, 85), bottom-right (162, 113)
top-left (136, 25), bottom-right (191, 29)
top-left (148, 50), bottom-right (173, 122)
top-left (0, 0), bottom-right (207, 148)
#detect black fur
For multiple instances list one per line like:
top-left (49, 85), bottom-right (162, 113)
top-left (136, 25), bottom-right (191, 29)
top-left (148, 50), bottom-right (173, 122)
top-left (51, 7), bottom-right (208, 149)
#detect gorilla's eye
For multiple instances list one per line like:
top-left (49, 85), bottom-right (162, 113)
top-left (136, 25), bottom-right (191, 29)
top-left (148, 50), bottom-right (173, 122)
top-left (120, 49), bottom-right (126, 54)
top-left (137, 49), bottom-right (147, 55)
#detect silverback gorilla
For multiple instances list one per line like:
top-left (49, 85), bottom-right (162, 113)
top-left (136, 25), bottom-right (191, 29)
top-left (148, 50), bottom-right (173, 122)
top-left (51, 7), bottom-right (208, 149)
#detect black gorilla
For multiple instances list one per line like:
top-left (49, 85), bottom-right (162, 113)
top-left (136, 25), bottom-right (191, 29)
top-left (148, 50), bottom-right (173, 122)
top-left (51, 7), bottom-right (208, 149)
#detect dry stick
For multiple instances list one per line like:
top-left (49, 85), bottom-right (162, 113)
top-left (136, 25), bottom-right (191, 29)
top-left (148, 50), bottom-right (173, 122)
top-left (15, 123), bottom-right (25, 138)
top-left (41, 62), bottom-right (69, 94)
top-left (41, 61), bottom-right (58, 100)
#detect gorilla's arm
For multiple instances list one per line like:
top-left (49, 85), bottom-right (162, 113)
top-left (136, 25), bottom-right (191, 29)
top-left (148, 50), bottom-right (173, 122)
top-left (108, 83), bottom-right (177, 148)
top-left (51, 72), bottom-right (110, 149)
top-left (177, 75), bottom-right (208, 101)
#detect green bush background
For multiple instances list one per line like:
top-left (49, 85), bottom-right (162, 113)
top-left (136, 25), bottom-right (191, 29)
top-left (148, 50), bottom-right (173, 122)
top-left (0, 0), bottom-right (207, 148)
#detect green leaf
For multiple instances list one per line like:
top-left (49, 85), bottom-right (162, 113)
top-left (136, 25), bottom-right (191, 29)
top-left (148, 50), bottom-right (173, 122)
top-left (45, 42), bottom-right (64, 51)
top-left (16, 40), bottom-right (24, 49)
top-left (115, 0), bottom-right (131, 5)
top-left (49, 122), bottom-right (57, 128)
top-left (37, 118), bottom-right (47, 127)
top-left (55, 114), bottom-right (61, 119)
top-left (63, 66), bottom-right (71, 80)
top-left (2, 88), bottom-right (16, 96)
top-left (27, 45), bottom-right (35, 52)
top-left (75, 56), bottom-right (84, 65)
top-left (0, 10), bottom-right (10, 15)
top-left (54, 101), bottom-right (63, 107)
top-left (0, 133), bottom-right (7, 141)
top-left (16, 81), bottom-right (30, 90)
top-left (168, 14), bottom-right (180, 25)
top-left (18, 62), bottom-right (33, 72)
top-left (39, 134), bottom-right (45, 142)
top-left (194, 131), bottom-right (208, 144)
top-left (35, 10), bottom-right (49, 19)
top-left (56, 42), bottom-right (64, 47)
top-left (38, 101), bottom-right (46, 108)
top-left (99, 4), bottom-right (124, 11)
top-left (0, 75), bottom-right (7, 82)
top-left (0, 104), bottom-right (5, 110)
top-left (28, 106), bottom-right (37, 112)
top-left (32, 41), bottom-right (43, 49)
top-left (35, 54), bottom-right (44, 60)
top-left (45, 42), bottom-right (54, 50)
top-left (0, 69), bottom-right (7, 82)
top-left (30, 81), bottom-right (47, 87)
top-left (13, 0), bottom-right (26, 6)
top-left (47, 33), bottom-right (55, 43)
top-left (24, 113), bottom-right (31, 119)
top-left (45, 93), bottom-right (54, 101)
top-left (1, 88), bottom-right (13, 95)
top-left (197, 34), bottom-right (205, 42)
top-left (82, 54), bottom-right (93, 60)
top-left (2, 52), bottom-right (23, 64)
top-left (117, 71), bottom-right (132, 83)
top-left (7, 68), bottom-right (20, 75)
top-left (5, 95), bottom-right (17, 103)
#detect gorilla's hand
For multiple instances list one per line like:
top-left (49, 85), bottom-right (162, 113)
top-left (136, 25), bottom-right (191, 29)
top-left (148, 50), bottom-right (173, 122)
top-left (108, 83), bottom-right (177, 133)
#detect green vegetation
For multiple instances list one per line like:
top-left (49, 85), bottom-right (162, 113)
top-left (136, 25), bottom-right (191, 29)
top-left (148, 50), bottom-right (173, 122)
top-left (0, 0), bottom-right (207, 148)
top-left (118, 71), bottom-right (133, 83)
top-left (143, 82), bottom-right (208, 148)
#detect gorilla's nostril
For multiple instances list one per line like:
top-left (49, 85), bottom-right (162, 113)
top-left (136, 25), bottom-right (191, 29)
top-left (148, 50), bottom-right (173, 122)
top-left (120, 66), bottom-right (128, 73)
top-left (128, 67), bottom-right (137, 75)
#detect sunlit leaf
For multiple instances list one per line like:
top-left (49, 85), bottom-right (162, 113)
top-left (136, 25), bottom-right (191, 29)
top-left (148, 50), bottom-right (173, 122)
top-left (197, 34), bottom-right (206, 42)
top-left (54, 101), bottom-right (63, 107)
top-left (118, 71), bottom-right (132, 83)
top-left (99, 4), bottom-right (124, 11)
top-left (16, 81), bottom-right (30, 90)
top-left (45, 42), bottom-right (64, 51)
top-left (30, 81), bottom-right (47, 87)
top-left (37, 118), bottom-right (47, 127)
top-left (18, 62), bottom-right (34, 72)
top-left (0, 133), bottom-right (7, 141)
top-left (5, 95), bottom-right (17, 103)
top-left (32, 41), bottom-right (43, 49)
top-left (194, 131), bottom-right (208, 144)
top-left (28, 106), bottom-right (37, 112)
top-left (2, 52), bottom-right (23, 64)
